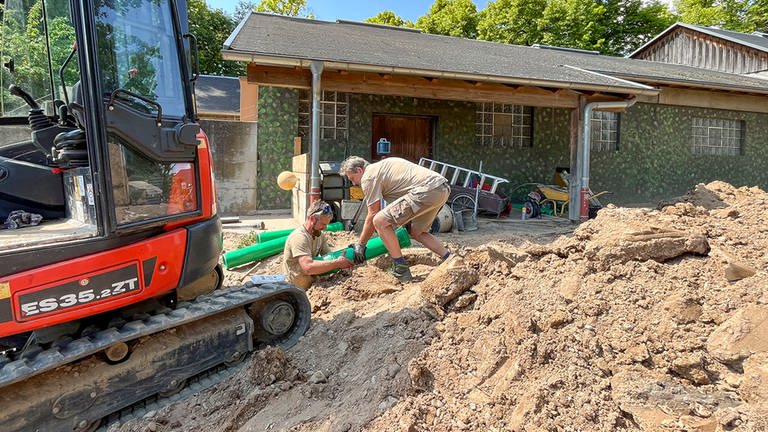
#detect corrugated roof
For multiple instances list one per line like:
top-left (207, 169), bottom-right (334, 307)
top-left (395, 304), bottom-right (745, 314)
top-left (194, 75), bottom-right (240, 114)
top-left (630, 22), bottom-right (768, 59)
top-left (223, 14), bottom-right (768, 96)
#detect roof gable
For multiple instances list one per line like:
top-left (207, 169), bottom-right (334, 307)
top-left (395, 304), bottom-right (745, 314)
top-left (630, 22), bottom-right (768, 58)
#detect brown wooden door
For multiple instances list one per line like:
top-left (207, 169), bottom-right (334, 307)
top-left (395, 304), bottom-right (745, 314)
top-left (371, 115), bottom-right (433, 163)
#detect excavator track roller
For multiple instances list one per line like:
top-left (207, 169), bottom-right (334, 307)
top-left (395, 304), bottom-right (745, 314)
top-left (248, 287), bottom-right (312, 349)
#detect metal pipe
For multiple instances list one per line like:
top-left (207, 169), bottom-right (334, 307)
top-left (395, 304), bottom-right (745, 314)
top-left (309, 61), bottom-right (323, 209)
top-left (571, 99), bottom-right (637, 221)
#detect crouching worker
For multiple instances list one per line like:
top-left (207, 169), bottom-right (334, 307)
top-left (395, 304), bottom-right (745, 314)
top-left (340, 156), bottom-right (451, 283)
top-left (282, 200), bottom-right (354, 289)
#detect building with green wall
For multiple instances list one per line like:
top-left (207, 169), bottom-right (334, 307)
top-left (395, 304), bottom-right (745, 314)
top-left (223, 14), bottom-right (768, 215)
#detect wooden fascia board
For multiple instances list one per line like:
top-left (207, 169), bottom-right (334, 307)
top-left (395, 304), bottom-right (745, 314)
top-left (323, 72), bottom-right (581, 107)
top-left (247, 64), bottom-right (582, 108)
top-left (659, 87), bottom-right (768, 113)
top-left (247, 63), bottom-right (311, 88)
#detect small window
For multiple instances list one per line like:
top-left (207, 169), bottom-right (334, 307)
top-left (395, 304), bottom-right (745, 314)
top-left (691, 118), bottom-right (743, 156)
top-left (590, 111), bottom-right (619, 152)
top-left (475, 103), bottom-right (532, 147)
top-left (298, 90), bottom-right (348, 140)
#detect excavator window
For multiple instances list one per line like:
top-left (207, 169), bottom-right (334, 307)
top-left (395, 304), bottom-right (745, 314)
top-left (93, 0), bottom-right (187, 118)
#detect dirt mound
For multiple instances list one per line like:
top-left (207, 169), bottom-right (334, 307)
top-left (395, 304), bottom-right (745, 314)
top-left (116, 181), bottom-right (768, 432)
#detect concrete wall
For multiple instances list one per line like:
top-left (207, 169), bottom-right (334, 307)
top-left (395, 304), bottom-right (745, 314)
top-left (201, 119), bottom-right (259, 215)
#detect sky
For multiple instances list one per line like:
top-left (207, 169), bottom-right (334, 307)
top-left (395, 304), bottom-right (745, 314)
top-left (205, 0), bottom-right (491, 23)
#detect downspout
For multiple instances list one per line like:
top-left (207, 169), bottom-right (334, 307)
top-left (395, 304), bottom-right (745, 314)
top-left (571, 99), bottom-right (637, 222)
top-left (309, 61), bottom-right (324, 208)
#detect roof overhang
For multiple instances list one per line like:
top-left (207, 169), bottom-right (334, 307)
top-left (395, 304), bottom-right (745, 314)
top-left (223, 50), bottom-right (661, 97)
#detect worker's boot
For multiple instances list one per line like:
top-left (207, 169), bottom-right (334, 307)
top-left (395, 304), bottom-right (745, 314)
top-left (390, 262), bottom-right (412, 283)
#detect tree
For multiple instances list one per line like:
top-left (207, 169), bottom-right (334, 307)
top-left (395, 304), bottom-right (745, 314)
top-left (187, 0), bottom-right (244, 76)
top-left (746, 0), bottom-right (768, 32)
top-left (477, 0), bottom-right (547, 45)
top-left (597, 0), bottom-right (676, 56)
top-left (537, 0), bottom-right (607, 52)
top-left (365, 11), bottom-right (413, 28)
top-left (674, 0), bottom-right (754, 32)
top-left (234, 1), bottom-right (258, 23)
top-left (479, 0), bottom-right (675, 56)
top-left (415, 0), bottom-right (479, 38)
top-left (253, 0), bottom-right (313, 17)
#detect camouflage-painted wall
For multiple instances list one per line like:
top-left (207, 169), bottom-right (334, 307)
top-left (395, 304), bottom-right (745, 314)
top-left (257, 87), bottom-right (300, 209)
top-left (253, 87), bottom-right (768, 210)
top-left (342, 94), bottom-right (572, 201)
top-left (593, 103), bottom-right (768, 205)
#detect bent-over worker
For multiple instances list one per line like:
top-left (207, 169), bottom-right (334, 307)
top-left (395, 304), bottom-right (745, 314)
top-left (340, 156), bottom-right (451, 283)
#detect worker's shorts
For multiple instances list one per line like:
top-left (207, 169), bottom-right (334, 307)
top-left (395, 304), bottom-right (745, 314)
top-left (381, 182), bottom-right (450, 234)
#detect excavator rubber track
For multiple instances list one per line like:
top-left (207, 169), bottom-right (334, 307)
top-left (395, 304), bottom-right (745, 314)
top-left (0, 281), bottom-right (311, 431)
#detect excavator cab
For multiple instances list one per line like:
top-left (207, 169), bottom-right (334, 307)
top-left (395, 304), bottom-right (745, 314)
top-left (0, 0), bottom-right (223, 357)
top-left (0, 3), bottom-right (311, 430)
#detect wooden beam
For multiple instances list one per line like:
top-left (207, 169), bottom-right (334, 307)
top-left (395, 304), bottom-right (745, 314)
top-left (246, 63), bottom-right (311, 88)
top-left (659, 87), bottom-right (768, 113)
top-left (245, 64), bottom-right (584, 107)
top-left (322, 71), bottom-right (580, 108)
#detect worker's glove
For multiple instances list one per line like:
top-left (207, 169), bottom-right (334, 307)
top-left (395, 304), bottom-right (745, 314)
top-left (350, 242), bottom-right (367, 264)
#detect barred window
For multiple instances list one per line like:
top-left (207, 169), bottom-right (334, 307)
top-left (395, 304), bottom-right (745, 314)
top-left (590, 111), bottom-right (619, 152)
top-left (692, 118), bottom-right (743, 156)
top-left (298, 90), bottom-right (348, 140)
top-left (475, 103), bottom-right (532, 147)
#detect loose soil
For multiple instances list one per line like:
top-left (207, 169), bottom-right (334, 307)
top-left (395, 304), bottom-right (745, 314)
top-left (115, 181), bottom-right (768, 432)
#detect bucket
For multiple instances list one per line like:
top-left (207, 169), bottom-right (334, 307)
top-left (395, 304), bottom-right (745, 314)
top-left (455, 209), bottom-right (477, 232)
top-left (430, 204), bottom-right (454, 233)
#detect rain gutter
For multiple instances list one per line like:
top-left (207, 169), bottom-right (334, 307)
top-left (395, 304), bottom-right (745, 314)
top-left (309, 61), bottom-right (323, 207)
top-left (569, 99), bottom-right (638, 222)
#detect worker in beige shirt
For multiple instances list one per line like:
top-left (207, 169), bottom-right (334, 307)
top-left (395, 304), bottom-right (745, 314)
top-left (282, 200), bottom-right (353, 289)
top-left (340, 156), bottom-right (451, 283)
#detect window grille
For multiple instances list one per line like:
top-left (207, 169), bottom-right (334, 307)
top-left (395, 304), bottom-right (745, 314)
top-left (590, 111), bottom-right (619, 152)
top-left (691, 118), bottom-right (743, 156)
top-left (475, 103), bottom-right (532, 147)
top-left (298, 90), bottom-right (348, 140)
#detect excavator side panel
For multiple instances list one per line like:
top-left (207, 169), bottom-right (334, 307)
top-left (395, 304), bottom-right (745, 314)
top-left (0, 229), bottom-right (188, 337)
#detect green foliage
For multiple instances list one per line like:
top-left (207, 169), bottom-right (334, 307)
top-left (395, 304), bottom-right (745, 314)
top-left (234, 0), bottom-right (258, 22)
top-left (477, 0), bottom-right (546, 45)
top-left (478, 0), bottom-right (674, 55)
top-left (599, 0), bottom-right (675, 56)
top-left (675, 0), bottom-right (758, 32)
top-left (415, 0), bottom-right (479, 38)
top-left (538, 0), bottom-right (607, 52)
top-left (746, 0), bottom-right (768, 32)
top-left (365, 10), bottom-right (414, 28)
top-left (254, 0), bottom-right (313, 17)
top-left (188, 0), bottom-right (244, 76)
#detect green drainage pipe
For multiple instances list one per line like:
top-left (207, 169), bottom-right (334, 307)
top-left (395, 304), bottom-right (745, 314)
top-left (256, 221), bottom-right (343, 243)
top-left (315, 227), bottom-right (411, 274)
top-left (223, 222), bottom-right (345, 269)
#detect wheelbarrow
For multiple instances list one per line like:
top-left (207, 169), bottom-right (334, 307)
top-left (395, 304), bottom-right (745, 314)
top-left (536, 184), bottom-right (611, 218)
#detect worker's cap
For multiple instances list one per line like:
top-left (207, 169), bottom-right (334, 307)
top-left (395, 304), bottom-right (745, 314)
top-left (308, 200), bottom-right (333, 218)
